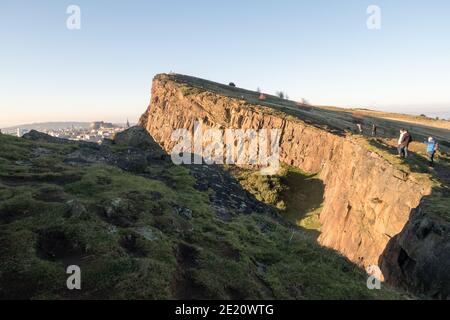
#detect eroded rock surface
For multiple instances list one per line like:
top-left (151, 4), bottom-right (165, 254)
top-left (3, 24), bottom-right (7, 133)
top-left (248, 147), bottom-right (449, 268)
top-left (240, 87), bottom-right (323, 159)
top-left (380, 203), bottom-right (450, 299)
top-left (139, 73), bottom-right (448, 295)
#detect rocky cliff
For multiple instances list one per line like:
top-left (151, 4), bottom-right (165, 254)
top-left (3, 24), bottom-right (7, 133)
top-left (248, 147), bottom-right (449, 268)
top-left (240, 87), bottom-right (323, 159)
top-left (140, 74), bottom-right (449, 296)
top-left (380, 200), bottom-right (450, 298)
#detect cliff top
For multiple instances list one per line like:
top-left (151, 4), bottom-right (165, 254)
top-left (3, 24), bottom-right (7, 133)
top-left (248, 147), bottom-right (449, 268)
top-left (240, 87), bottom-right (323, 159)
top-left (155, 73), bottom-right (450, 146)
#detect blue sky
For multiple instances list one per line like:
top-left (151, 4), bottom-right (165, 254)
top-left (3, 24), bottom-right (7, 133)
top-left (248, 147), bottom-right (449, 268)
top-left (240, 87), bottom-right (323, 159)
top-left (1, 0), bottom-right (450, 127)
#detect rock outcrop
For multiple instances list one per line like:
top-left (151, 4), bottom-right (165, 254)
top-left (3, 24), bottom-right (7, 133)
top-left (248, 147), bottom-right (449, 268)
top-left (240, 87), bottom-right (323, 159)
top-left (23, 130), bottom-right (95, 147)
top-left (380, 201), bottom-right (450, 298)
top-left (114, 126), bottom-right (162, 151)
top-left (139, 73), bottom-right (448, 296)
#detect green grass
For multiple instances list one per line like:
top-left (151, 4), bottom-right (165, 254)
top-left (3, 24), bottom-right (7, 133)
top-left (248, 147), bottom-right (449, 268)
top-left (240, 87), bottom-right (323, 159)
top-left (420, 188), bottom-right (450, 222)
top-left (0, 134), bottom-right (33, 160)
top-left (65, 165), bottom-right (173, 199)
top-left (226, 166), bottom-right (288, 210)
top-left (226, 165), bottom-right (324, 232)
top-left (0, 134), bottom-right (406, 299)
top-left (279, 167), bottom-right (324, 231)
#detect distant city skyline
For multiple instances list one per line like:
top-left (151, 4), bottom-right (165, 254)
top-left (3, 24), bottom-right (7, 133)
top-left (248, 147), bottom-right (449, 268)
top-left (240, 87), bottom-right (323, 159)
top-left (1, 0), bottom-right (450, 128)
top-left (0, 120), bottom-right (135, 130)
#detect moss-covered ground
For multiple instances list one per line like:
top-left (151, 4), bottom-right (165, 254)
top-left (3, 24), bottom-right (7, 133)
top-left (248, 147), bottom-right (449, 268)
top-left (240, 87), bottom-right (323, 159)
top-left (0, 133), bottom-right (405, 299)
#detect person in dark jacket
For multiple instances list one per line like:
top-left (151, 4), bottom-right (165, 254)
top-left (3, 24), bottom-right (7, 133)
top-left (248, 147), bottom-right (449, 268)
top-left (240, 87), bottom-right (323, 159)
top-left (404, 130), bottom-right (413, 157)
top-left (397, 129), bottom-right (412, 158)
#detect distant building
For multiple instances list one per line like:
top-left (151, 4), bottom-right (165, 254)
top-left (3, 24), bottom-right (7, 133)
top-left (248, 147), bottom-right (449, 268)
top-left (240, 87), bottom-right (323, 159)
top-left (90, 121), bottom-right (114, 130)
top-left (5, 122), bottom-right (127, 143)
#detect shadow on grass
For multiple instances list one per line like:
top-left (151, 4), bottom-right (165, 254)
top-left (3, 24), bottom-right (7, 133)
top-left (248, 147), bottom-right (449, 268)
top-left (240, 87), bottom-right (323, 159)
top-left (280, 169), bottom-right (324, 239)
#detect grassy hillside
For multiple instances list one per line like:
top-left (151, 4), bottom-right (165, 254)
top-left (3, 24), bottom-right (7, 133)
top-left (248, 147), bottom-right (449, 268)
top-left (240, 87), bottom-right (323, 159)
top-left (0, 131), bottom-right (404, 300)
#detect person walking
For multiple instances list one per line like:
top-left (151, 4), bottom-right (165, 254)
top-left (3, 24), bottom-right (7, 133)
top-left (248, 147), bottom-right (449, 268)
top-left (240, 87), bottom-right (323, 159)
top-left (371, 124), bottom-right (377, 136)
top-left (397, 129), bottom-right (412, 157)
top-left (397, 129), bottom-right (406, 157)
top-left (357, 123), bottom-right (363, 135)
top-left (403, 129), bottom-right (413, 157)
top-left (426, 137), bottom-right (439, 167)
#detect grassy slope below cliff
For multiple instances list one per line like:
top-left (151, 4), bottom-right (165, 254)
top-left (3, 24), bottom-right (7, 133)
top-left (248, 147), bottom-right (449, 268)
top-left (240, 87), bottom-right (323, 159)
top-left (226, 165), bottom-right (324, 233)
top-left (0, 132), bottom-right (404, 300)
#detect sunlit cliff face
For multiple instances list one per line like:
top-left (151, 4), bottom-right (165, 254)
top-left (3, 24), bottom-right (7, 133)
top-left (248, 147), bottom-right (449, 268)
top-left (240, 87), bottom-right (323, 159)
top-left (139, 74), bottom-right (449, 298)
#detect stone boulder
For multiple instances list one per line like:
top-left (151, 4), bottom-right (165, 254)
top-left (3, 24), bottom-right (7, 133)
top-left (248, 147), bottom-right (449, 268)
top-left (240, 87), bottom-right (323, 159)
top-left (114, 126), bottom-right (160, 151)
top-left (23, 130), bottom-right (96, 148)
top-left (380, 204), bottom-right (450, 299)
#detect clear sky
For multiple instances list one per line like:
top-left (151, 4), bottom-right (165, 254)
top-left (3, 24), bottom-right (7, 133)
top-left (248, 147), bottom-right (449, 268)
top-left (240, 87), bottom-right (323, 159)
top-left (1, 0), bottom-right (450, 128)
